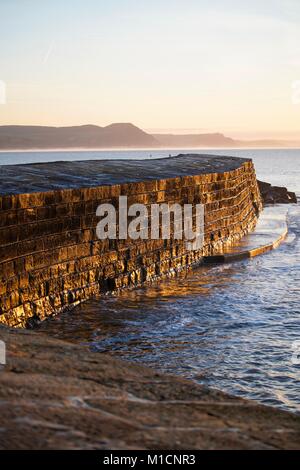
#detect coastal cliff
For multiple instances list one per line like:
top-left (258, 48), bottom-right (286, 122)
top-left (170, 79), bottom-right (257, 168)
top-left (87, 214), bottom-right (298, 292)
top-left (0, 124), bottom-right (296, 150)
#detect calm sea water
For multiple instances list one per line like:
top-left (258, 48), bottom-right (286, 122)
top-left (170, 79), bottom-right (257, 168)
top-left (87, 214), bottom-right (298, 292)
top-left (3, 148), bottom-right (299, 413)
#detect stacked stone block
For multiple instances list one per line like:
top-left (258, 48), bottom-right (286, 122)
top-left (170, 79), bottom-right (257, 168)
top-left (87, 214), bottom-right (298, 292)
top-left (0, 159), bottom-right (262, 327)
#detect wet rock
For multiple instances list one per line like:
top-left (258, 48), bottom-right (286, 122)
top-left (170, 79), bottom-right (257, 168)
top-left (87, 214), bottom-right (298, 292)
top-left (258, 181), bottom-right (297, 205)
top-left (0, 325), bottom-right (299, 450)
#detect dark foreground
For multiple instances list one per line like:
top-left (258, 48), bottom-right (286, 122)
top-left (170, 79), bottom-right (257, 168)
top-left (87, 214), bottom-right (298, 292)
top-left (0, 325), bottom-right (299, 450)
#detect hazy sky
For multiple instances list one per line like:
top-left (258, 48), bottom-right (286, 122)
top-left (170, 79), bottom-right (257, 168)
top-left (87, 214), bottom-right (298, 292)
top-left (0, 0), bottom-right (300, 139)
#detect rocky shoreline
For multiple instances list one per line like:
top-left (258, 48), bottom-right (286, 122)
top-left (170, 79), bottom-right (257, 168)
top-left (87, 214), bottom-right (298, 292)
top-left (258, 181), bottom-right (297, 205)
top-left (0, 325), bottom-right (299, 450)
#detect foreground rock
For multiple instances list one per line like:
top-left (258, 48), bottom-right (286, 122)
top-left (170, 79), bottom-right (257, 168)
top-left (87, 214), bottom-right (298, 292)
top-left (0, 326), bottom-right (299, 450)
top-left (258, 180), bottom-right (297, 204)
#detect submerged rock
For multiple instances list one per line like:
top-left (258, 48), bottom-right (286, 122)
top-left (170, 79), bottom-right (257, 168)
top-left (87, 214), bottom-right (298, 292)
top-left (258, 180), bottom-right (297, 205)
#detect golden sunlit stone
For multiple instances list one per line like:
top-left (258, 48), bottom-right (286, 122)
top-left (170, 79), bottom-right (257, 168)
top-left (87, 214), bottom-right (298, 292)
top-left (0, 154), bottom-right (262, 327)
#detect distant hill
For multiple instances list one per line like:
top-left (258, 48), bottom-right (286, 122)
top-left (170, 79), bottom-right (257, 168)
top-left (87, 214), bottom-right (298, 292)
top-left (153, 132), bottom-right (236, 147)
top-left (153, 133), bottom-right (296, 148)
top-left (0, 123), bottom-right (159, 149)
top-left (0, 123), bottom-right (297, 150)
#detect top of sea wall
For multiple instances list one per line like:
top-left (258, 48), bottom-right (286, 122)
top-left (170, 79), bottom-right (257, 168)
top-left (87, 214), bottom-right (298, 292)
top-left (0, 154), bottom-right (252, 196)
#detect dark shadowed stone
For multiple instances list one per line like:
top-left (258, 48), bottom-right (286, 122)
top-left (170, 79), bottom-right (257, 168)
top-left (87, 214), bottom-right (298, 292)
top-left (258, 180), bottom-right (297, 205)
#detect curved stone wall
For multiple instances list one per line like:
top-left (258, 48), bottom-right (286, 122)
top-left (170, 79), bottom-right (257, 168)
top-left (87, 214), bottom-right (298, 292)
top-left (0, 156), bottom-right (262, 327)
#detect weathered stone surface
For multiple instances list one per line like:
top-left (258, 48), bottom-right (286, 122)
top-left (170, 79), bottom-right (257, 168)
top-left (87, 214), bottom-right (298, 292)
top-left (258, 180), bottom-right (297, 205)
top-left (0, 154), bottom-right (255, 195)
top-left (0, 155), bottom-right (262, 327)
top-left (0, 325), bottom-right (299, 450)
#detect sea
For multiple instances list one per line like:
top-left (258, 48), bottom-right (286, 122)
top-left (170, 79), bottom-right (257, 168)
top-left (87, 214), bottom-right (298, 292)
top-left (1, 148), bottom-right (299, 413)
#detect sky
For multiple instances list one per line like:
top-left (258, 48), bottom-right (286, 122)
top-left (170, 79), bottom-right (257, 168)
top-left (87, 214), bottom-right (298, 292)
top-left (0, 0), bottom-right (300, 140)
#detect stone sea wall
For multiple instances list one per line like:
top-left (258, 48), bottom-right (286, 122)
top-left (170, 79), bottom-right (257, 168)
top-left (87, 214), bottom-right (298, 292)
top-left (0, 158), bottom-right (262, 327)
